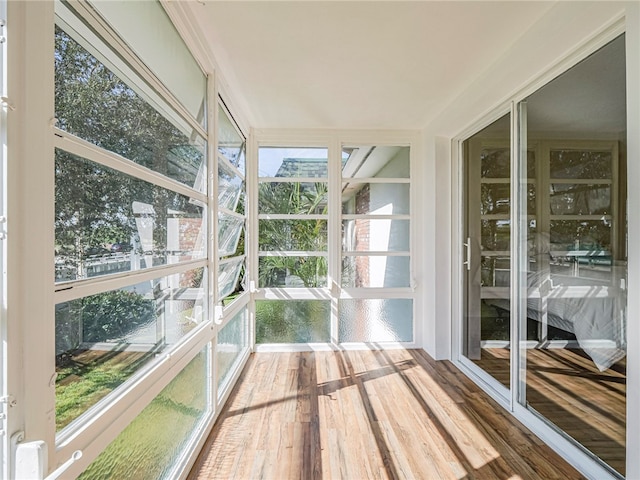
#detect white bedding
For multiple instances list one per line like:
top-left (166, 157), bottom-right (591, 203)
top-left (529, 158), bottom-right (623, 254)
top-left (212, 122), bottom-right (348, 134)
top-left (486, 283), bottom-right (626, 372)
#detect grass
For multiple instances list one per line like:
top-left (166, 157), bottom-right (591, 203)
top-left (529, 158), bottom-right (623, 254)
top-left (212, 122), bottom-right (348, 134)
top-left (56, 348), bottom-right (156, 430)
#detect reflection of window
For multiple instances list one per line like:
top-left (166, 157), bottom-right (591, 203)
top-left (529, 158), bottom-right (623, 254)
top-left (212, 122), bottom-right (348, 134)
top-left (473, 141), bottom-right (621, 287)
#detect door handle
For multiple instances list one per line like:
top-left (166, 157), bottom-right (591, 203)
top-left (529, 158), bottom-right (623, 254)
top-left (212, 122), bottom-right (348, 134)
top-left (463, 237), bottom-right (471, 271)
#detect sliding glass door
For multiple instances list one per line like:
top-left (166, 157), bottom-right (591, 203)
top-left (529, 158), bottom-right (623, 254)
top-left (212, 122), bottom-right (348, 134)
top-left (462, 34), bottom-right (627, 476)
top-left (521, 35), bottom-right (627, 476)
top-left (462, 114), bottom-right (513, 389)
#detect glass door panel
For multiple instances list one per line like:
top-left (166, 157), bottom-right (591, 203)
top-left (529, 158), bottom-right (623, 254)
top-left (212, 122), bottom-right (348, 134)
top-left (522, 35), bottom-right (626, 476)
top-left (463, 114), bottom-right (512, 389)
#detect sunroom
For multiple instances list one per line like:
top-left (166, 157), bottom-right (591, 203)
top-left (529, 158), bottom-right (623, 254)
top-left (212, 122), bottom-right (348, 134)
top-left (1, 1), bottom-right (639, 479)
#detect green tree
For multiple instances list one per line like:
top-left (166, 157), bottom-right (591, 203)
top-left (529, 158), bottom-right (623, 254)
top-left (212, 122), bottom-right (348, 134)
top-left (258, 182), bottom-right (328, 287)
top-left (54, 27), bottom-right (204, 279)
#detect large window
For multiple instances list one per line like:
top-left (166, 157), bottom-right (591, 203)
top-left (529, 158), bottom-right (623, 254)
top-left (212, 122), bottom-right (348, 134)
top-left (255, 143), bottom-right (414, 346)
top-left (340, 145), bottom-right (413, 343)
top-left (50, 2), bottom-right (218, 477)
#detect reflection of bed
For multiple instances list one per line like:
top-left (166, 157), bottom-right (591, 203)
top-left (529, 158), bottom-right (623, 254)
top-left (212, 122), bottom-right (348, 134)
top-left (486, 281), bottom-right (626, 372)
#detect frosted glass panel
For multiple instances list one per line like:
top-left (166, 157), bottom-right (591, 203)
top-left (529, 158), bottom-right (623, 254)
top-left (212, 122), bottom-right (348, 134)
top-left (342, 256), bottom-right (410, 288)
top-left (79, 351), bottom-right (207, 479)
top-left (258, 147), bottom-right (328, 178)
top-left (218, 162), bottom-right (243, 211)
top-left (218, 258), bottom-right (244, 300)
top-left (218, 214), bottom-right (244, 257)
top-left (341, 183), bottom-right (409, 215)
top-left (342, 219), bottom-right (409, 252)
top-left (217, 308), bottom-right (248, 395)
top-left (339, 299), bottom-right (413, 342)
top-left (256, 300), bottom-right (330, 343)
top-left (342, 146), bottom-right (409, 178)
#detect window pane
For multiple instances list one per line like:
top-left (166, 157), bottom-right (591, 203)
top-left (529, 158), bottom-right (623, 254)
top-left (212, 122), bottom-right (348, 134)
top-left (481, 148), bottom-right (510, 178)
top-left (342, 256), bottom-right (410, 288)
top-left (218, 105), bottom-right (245, 175)
top-left (549, 150), bottom-right (612, 179)
top-left (339, 299), bottom-right (413, 342)
top-left (217, 308), bottom-right (248, 395)
top-left (525, 35), bottom-right (626, 475)
top-left (341, 183), bottom-right (409, 215)
top-left (550, 184), bottom-right (611, 215)
top-left (259, 182), bottom-right (328, 215)
top-left (55, 27), bottom-right (206, 192)
top-left (256, 300), bottom-right (330, 343)
top-left (549, 220), bottom-right (611, 251)
top-left (480, 219), bottom-right (510, 251)
top-left (342, 219), bottom-right (409, 252)
top-left (55, 267), bottom-right (205, 430)
top-left (481, 184), bottom-right (536, 215)
top-left (481, 256), bottom-right (511, 287)
top-left (481, 149), bottom-right (536, 179)
top-left (78, 350), bottom-right (208, 479)
top-left (259, 220), bottom-right (327, 251)
top-left (258, 147), bottom-right (328, 178)
top-left (88, 1), bottom-right (206, 125)
top-left (218, 162), bottom-right (244, 212)
top-left (218, 214), bottom-right (244, 257)
top-left (55, 150), bottom-right (205, 283)
top-left (218, 258), bottom-right (244, 300)
top-left (342, 146), bottom-right (409, 178)
top-left (258, 256), bottom-right (327, 288)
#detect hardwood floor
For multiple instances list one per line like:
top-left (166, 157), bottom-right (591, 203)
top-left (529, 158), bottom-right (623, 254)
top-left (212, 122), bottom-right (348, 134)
top-left (474, 347), bottom-right (626, 476)
top-left (189, 349), bottom-right (585, 479)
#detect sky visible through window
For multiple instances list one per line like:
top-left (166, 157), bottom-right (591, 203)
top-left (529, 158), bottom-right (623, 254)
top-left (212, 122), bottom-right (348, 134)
top-left (258, 147), bottom-right (349, 177)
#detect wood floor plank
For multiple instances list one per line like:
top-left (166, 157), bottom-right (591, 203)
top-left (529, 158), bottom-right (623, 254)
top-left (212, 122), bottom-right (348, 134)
top-left (189, 349), bottom-right (587, 480)
top-left (474, 347), bottom-right (625, 475)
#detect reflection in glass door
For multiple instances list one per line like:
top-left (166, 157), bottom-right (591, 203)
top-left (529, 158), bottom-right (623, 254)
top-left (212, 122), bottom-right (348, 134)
top-left (522, 35), bottom-right (627, 476)
top-left (462, 33), bottom-right (627, 477)
top-left (463, 113), bottom-right (512, 389)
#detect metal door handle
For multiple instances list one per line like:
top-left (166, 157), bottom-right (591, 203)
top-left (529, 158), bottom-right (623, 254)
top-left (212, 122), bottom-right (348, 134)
top-left (463, 237), bottom-right (471, 271)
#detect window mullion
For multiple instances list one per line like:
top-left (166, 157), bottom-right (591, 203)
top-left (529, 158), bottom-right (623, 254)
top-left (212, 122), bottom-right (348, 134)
top-left (54, 258), bottom-right (207, 303)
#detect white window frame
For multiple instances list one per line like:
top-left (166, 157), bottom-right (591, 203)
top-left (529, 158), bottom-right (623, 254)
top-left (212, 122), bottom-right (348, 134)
top-left (252, 131), bottom-right (420, 351)
top-left (0, 2), bottom-right (253, 478)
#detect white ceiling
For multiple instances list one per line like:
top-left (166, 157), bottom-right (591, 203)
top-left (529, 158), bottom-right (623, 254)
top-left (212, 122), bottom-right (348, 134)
top-left (184, 1), bottom-right (557, 130)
